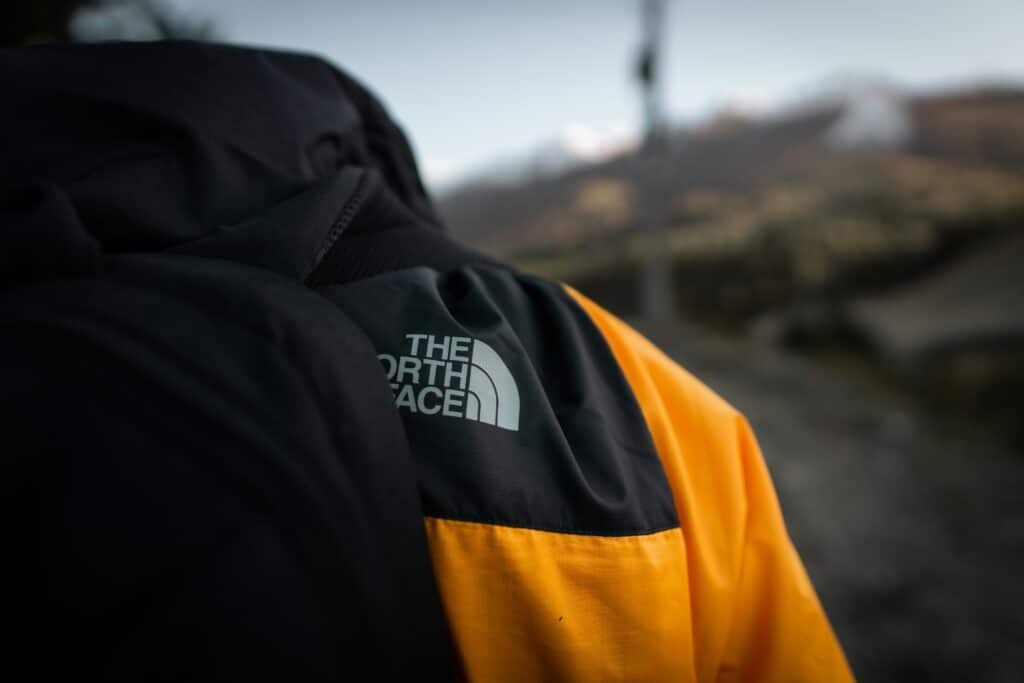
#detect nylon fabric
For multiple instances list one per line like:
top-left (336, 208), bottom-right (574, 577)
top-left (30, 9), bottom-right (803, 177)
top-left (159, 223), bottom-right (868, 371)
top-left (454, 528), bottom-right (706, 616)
top-left (564, 286), bottom-right (854, 682)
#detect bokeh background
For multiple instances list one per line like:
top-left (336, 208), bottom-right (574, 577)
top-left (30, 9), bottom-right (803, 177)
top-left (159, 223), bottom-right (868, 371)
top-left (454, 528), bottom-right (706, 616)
top-left (9, 1), bottom-right (1023, 680)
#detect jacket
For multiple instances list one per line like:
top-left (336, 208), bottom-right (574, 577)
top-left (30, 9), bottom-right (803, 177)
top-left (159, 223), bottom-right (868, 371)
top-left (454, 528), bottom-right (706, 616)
top-left (0, 41), bottom-right (853, 682)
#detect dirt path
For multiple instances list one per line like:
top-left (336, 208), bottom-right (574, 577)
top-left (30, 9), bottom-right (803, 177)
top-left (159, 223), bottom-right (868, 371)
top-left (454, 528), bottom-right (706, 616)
top-left (849, 231), bottom-right (1024, 360)
top-left (636, 319), bottom-right (1024, 682)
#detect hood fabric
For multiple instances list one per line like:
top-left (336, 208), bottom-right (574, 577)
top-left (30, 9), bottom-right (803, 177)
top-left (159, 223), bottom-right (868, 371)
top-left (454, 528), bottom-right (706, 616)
top-left (1, 40), bottom-right (443, 285)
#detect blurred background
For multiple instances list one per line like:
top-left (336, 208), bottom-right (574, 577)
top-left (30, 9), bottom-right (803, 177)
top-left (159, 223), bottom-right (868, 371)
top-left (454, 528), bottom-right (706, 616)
top-left (8, 1), bottom-right (1023, 679)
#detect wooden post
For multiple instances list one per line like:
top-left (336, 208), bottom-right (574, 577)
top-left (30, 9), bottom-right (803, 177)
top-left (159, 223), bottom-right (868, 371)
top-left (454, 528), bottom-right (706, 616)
top-left (636, 0), bottom-right (674, 320)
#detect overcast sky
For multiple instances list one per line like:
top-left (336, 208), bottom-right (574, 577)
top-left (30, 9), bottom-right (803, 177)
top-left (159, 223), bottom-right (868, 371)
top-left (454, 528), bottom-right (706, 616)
top-left (166, 0), bottom-right (1024, 189)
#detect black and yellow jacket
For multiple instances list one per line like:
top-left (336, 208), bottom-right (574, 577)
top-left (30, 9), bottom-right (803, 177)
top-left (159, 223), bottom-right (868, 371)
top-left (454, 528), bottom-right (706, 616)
top-left (1, 42), bottom-right (853, 681)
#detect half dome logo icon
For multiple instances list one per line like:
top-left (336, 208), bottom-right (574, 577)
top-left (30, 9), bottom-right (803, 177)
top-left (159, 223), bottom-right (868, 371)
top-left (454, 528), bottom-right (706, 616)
top-left (377, 333), bottom-right (520, 432)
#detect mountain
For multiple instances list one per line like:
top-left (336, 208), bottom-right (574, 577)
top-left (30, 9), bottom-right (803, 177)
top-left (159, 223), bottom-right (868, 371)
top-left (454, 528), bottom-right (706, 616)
top-left (442, 123), bottom-right (641, 193)
top-left (440, 84), bottom-right (1024, 265)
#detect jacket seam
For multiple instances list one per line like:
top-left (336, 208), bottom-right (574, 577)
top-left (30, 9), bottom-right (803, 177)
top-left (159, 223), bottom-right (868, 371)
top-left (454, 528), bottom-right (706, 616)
top-left (309, 169), bottom-right (372, 275)
top-left (423, 513), bottom-right (680, 538)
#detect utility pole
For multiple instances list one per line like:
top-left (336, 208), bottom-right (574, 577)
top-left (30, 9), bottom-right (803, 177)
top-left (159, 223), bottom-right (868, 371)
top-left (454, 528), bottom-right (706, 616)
top-left (637, 0), bottom-right (667, 146)
top-left (635, 0), bottom-right (674, 321)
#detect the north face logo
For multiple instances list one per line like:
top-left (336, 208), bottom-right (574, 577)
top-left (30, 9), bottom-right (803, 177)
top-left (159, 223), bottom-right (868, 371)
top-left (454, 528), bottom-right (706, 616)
top-left (377, 334), bottom-right (520, 431)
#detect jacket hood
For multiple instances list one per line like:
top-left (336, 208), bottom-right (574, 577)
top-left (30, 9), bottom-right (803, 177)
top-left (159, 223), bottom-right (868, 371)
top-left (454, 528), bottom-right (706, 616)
top-left (1, 40), bottom-right (443, 284)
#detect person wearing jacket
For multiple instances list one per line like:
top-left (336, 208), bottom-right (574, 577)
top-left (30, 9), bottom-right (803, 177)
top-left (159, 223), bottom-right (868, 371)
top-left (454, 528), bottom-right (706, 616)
top-left (1, 41), bottom-right (853, 681)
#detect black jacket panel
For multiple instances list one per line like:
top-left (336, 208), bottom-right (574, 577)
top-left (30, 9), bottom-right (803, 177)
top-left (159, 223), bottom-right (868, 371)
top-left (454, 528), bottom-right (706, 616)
top-left (2, 42), bottom-right (456, 682)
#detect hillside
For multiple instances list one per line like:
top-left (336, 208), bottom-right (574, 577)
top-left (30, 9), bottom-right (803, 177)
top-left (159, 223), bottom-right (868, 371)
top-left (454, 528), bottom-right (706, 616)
top-left (441, 87), bottom-right (1024, 262)
top-left (440, 85), bottom-right (1024, 445)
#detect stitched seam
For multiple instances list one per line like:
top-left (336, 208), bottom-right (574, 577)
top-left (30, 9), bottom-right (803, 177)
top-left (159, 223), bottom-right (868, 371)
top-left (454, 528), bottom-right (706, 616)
top-left (311, 170), bottom-right (372, 271)
top-left (422, 513), bottom-right (680, 538)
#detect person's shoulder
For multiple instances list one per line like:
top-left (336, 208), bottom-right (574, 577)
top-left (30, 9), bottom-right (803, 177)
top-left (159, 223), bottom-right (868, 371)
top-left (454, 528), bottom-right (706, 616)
top-left (560, 283), bottom-right (740, 424)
